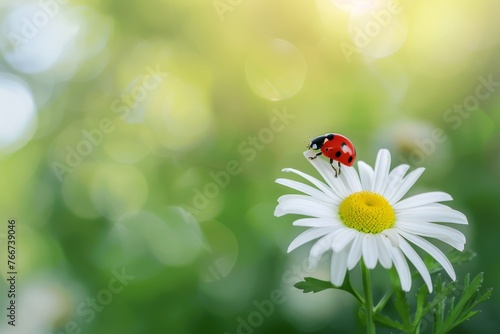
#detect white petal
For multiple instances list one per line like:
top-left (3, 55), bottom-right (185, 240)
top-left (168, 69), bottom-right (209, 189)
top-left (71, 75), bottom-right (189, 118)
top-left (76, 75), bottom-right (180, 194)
top-left (396, 221), bottom-right (466, 250)
top-left (390, 247), bottom-right (412, 291)
top-left (387, 167), bottom-right (425, 204)
top-left (282, 167), bottom-right (340, 202)
top-left (357, 161), bottom-right (374, 191)
top-left (304, 151), bottom-right (350, 199)
top-left (276, 178), bottom-right (334, 203)
top-left (330, 248), bottom-right (349, 286)
top-left (372, 149), bottom-right (391, 194)
top-left (397, 235), bottom-right (433, 292)
top-left (362, 234), bottom-right (378, 269)
top-left (287, 227), bottom-right (338, 253)
top-left (277, 194), bottom-right (323, 204)
top-left (308, 233), bottom-right (335, 269)
top-left (331, 228), bottom-right (358, 253)
top-left (375, 234), bottom-right (393, 269)
top-left (382, 229), bottom-right (400, 247)
top-left (339, 165), bottom-right (362, 194)
top-left (398, 231), bottom-right (456, 281)
top-left (293, 217), bottom-right (342, 228)
top-left (347, 234), bottom-right (364, 270)
top-left (382, 164), bottom-right (410, 199)
top-left (396, 206), bottom-right (468, 225)
top-left (275, 195), bottom-right (335, 218)
top-left (394, 192), bottom-right (453, 210)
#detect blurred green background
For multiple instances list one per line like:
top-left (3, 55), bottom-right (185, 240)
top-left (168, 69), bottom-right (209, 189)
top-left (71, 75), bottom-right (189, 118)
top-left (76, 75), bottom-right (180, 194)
top-left (0, 0), bottom-right (499, 333)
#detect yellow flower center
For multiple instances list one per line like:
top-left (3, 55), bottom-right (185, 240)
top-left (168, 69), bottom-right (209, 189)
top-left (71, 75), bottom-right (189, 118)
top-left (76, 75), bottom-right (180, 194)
top-left (339, 191), bottom-right (395, 234)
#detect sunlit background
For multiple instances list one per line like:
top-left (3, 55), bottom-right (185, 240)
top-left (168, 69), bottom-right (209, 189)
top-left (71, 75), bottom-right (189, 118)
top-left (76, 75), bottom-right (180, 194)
top-left (0, 0), bottom-right (499, 333)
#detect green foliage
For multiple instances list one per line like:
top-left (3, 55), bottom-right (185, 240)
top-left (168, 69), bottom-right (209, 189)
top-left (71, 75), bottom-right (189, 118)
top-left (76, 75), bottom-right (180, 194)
top-left (393, 288), bottom-right (412, 330)
top-left (432, 273), bottom-right (492, 334)
top-left (374, 273), bottom-right (492, 334)
top-left (294, 277), bottom-right (334, 293)
top-left (294, 275), bottom-right (364, 303)
top-left (296, 253), bottom-right (492, 334)
top-left (423, 250), bottom-right (476, 276)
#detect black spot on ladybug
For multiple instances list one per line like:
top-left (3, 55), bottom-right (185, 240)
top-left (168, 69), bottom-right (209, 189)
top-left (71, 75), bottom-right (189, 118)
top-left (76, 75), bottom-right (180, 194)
top-left (341, 142), bottom-right (346, 147)
top-left (348, 156), bottom-right (353, 163)
top-left (335, 151), bottom-right (341, 158)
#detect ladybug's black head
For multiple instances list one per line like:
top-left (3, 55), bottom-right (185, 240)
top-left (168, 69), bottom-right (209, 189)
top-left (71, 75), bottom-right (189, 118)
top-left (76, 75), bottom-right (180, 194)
top-left (308, 134), bottom-right (334, 150)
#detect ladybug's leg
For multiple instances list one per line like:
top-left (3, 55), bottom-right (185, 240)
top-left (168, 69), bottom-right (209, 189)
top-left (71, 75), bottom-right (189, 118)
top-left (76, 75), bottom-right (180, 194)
top-left (308, 152), bottom-right (322, 160)
top-left (338, 161), bottom-right (341, 176)
top-left (329, 158), bottom-right (339, 178)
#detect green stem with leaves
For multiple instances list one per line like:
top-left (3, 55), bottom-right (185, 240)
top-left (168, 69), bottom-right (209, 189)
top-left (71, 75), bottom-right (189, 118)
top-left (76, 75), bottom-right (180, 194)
top-left (361, 261), bottom-right (376, 334)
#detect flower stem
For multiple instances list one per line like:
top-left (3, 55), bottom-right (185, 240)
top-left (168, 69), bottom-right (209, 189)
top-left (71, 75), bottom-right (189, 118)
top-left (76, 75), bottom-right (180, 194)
top-left (361, 261), bottom-right (376, 334)
top-left (374, 289), bottom-right (392, 313)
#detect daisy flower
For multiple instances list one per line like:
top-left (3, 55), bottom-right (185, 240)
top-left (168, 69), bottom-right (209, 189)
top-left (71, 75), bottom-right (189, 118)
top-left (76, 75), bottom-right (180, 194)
top-left (274, 149), bottom-right (467, 292)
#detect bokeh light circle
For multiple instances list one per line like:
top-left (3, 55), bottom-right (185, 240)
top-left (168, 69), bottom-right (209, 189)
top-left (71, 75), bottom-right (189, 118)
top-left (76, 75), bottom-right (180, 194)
top-left (145, 76), bottom-right (214, 151)
top-left (50, 5), bottom-right (112, 82)
top-left (332, 0), bottom-right (378, 13)
top-left (0, 3), bottom-right (77, 74)
top-left (61, 162), bottom-right (100, 219)
top-left (198, 220), bottom-right (239, 283)
top-left (0, 73), bottom-right (37, 154)
top-left (90, 164), bottom-right (149, 221)
top-left (245, 39), bottom-right (307, 101)
top-left (0, 279), bottom-right (75, 334)
top-left (102, 122), bottom-right (155, 163)
top-left (407, 1), bottom-right (495, 70)
top-left (0, 4), bottom-right (111, 83)
top-left (374, 120), bottom-right (452, 172)
top-left (348, 1), bottom-right (408, 60)
top-left (147, 207), bottom-right (204, 267)
top-left (95, 208), bottom-right (204, 273)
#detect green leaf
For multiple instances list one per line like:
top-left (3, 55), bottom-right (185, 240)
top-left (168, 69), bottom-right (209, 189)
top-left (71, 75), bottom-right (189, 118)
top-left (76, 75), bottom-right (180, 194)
top-left (294, 277), bottom-right (334, 293)
top-left (370, 271), bottom-right (492, 334)
top-left (423, 250), bottom-right (476, 276)
top-left (394, 288), bottom-right (412, 330)
top-left (447, 249), bottom-right (476, 265)
top-left (373, 313), bottom-right (406, 331)
top-left (433, 277), bottom-right (450, 332)
top-left (433, 272), bottom-right (493, 334)
top-left (373, 289), bottom-right (393, 313)
top-left (412, 284), bottom-right (429, 329)
top-left (388, 267), bottom-right (402, 290)
top-left (421, 275), bottom-right (455, 320)
top-left (294, 275), bottom-right (364, 303)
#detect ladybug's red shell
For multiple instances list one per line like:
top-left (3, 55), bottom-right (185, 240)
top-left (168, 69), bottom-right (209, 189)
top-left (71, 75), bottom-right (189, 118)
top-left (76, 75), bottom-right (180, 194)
top-left (320, 134), bottom-right (356, 167)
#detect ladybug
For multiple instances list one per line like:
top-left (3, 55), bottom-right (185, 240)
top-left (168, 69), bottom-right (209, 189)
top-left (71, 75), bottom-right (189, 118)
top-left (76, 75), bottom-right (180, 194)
top-left (307, 133), bottom-right (356, 177)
